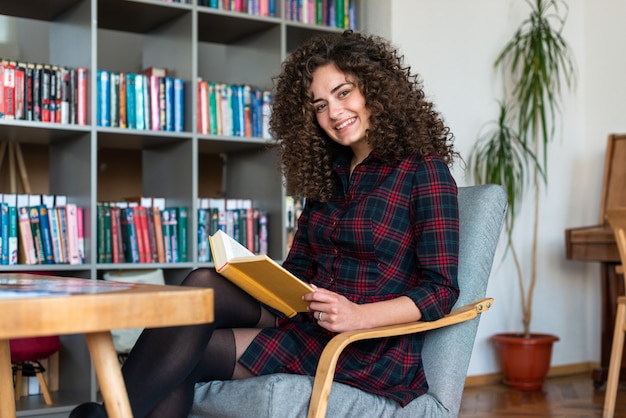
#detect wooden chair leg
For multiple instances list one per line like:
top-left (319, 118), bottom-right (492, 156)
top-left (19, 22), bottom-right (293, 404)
top-left (604, 300), bottom-right (626, 418)
top-left (14, 366), bottom-right (22, 401)
top-left (35, 369), bottom-right (53, 406)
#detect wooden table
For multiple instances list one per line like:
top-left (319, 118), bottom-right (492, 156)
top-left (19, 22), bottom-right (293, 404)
top-left (0, 273), bottom-right (214, 418)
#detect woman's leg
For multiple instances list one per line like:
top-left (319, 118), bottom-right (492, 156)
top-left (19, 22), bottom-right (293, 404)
top-left (71, 268), bottom-right (273, 418)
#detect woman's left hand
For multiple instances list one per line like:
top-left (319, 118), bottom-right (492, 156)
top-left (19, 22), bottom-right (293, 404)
top-left (303, 284), bottom-right (365, 332)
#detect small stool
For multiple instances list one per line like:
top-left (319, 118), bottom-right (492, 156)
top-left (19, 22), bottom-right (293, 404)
top-left (10, 336), bottom-right (61, 406)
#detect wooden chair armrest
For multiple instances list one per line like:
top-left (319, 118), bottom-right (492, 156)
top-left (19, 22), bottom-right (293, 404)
top-left (306, 297), bottom-right (494, 418)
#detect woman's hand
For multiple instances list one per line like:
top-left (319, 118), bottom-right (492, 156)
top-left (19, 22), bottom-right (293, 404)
top-left (304, 284), bottom-right (366, 332)
top-left (303, 284), bottom-right (422, 333)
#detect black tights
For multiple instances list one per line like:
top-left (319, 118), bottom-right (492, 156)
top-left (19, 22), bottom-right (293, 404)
top-left (119, 268), bottom-right (267, 418)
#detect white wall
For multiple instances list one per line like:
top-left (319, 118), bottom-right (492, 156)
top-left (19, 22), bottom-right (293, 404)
top-left (362, 0), bottom-right (626, 376)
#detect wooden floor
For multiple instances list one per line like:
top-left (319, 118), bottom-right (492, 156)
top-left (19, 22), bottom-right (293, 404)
top-left (459, 372), bottom-right (626, 417)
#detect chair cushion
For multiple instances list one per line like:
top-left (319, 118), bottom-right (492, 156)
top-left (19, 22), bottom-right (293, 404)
top-left (10, 336), bottom-right (61, 362)
top-left (190, 374), bottom-right (449, 418)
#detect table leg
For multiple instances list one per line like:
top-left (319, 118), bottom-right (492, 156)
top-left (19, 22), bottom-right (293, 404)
top-left (84, 332), bottom-right (133, 418)
top-left (0, 339), bottom-right (16, 418)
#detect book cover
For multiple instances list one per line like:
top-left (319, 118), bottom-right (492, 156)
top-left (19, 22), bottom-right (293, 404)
top-left (47, 203), bottom-right (63, 263)
top-left (15, 63), bottom-right (26, 120)
top-left (77, 206), bottom-right (85, 263)
top-left (132, 205), bottom-right (149, 263)
top-left (109, 206), bottom-right (121, 263)
top-left (28, 206), bottom-right (44, 264)
top-left (198, 207), bottom-right (210, 262)
top-left (77, 67), bottom-right (88, 126)
top-left (152, 197), bottom-right (166, 263)
top-left (174, 77), bottom-right (185, 132)
top-left (1, 202), bottom-right (8, 264)
top-left (165, 77), bottom-right (174, 132)
top-left (37, 205), bottom-right (55, 264)
top-left (149, 75), bottom-right (160, 131)
top-left (119, 72), bottom-right (127, 128)
top-left (56, 206), bottom-right (69, 264)
top-left (65, 203), bottom-right (81, 265)
top-left (3, 61), bottom-right (15, 120)
top-left (120, 207), bottom-right (139, 263)
top-left (210, 229), bottom-right (313, 318)
top-left (17, 206), bottom-right (36, 265)
top-left (41, 65), bottom-right (51, 122)
top-left (110, 71), bottom-right (120, 128)
top-left (97, 69), bottom-right (110, 127)
top-left (125, 73), bottom-right (136, 129)
top-left (177, 206), bottom-right (188, 262)
top-left (161, 208), bottom-right (172, 263)
top-left (7, 204), bottom-right (17, 265)
top-left (135, 73), bottom-right (145, 130)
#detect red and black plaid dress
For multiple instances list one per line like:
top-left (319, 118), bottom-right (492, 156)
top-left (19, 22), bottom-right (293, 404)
top-left (239, 152), bottom-right (460, 407)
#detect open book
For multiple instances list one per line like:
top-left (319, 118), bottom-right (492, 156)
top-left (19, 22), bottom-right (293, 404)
top-left (209, 230), bottom-right (313, 318)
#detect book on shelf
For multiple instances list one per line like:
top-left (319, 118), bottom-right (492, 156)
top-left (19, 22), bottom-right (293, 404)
top-left (0, 59), bottom-right (87, 125)
top-left (210, 229), bottom-right (313, 318)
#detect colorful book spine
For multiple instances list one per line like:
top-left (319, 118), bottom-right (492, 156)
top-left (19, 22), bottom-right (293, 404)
top-left (1, 202), bottom-right (8, 264)
top-left (65, 203), bottom-right (81, 265)
top-left (174, 77), bottom-right (184, 132)
top-left (37, 205), bottom-right (55, 264)
top-left (17, 207), bottom-right (36, 265)
top-left (177, 206), bottom-right (188, 262)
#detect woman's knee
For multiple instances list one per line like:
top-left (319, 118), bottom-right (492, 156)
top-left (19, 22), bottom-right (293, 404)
top-left (181, 268), bottom-right (222, 288)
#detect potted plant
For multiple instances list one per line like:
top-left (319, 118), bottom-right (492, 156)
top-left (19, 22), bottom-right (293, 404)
top-left (468, 0), bottom-right (576, 390)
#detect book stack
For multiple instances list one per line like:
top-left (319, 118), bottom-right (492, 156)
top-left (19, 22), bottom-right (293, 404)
top-left (197, 197), bottom-right (268, 262)
top-left (97, 197), bottom-right (189, 264)
top-left (0, 59), bottom-right (88, 125)
top-left (0, 194), bottom-right (84, 266)
top-left (285, 0), bottom-right (357, 28)
top-left (96, 67), bottom-right (184, 132)
top-left (197, 81), bottom-right (271, 139)
top-left (199, 0), bottom-right (277, 17)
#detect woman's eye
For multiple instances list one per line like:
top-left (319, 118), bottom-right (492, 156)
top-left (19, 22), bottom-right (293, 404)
top-left (338, 89), bottom-right (350, 98)
top-left (315, 103), bottom-right (327, 113)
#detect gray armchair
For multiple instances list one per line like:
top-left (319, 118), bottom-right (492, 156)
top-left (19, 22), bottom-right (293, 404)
top-left (190, 184), bottom-right (507, 418)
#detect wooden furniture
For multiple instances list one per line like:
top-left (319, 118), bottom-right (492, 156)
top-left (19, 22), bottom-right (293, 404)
top-left (603, 208), bottom-right (626, 418)
top-left (565, 133), bottom-right (626, 386)
top-left (309, 298), bottom-right (493, 418)
top-left (10, 336), bottom-right (61, 406)
top-left (0, 1), bottom-right (364, 415)
top-left (0, 273), bottom-right (213, 418)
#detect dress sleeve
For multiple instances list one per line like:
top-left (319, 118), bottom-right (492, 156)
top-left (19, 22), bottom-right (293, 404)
top-left (402, 156), bottom-right (460, 321)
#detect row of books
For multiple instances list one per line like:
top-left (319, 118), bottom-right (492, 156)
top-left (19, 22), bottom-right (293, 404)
top-left (97, 67), bottom-right (185, 132)
top-left (0, 194), bottom-right (84, 266)
top-left (197, 81), bottom-right (271, 138)
top-left (97, 197), bottom-right (188, 264)
top-left (198, 197), bottom-right (268, 262)
top-left (0, 59), bottom-right (88, 125)
top-left (198, 0), bottom-right (277, 16)
top-left (286, 0), bottom-right (357, 28)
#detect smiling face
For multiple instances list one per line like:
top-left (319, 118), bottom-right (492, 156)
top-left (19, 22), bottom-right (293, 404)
top-left (310, 64), bottom-right (372, 158)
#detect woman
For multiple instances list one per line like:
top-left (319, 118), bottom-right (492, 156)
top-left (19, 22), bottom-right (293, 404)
top-left (71, 30), bottom-right (460, 417)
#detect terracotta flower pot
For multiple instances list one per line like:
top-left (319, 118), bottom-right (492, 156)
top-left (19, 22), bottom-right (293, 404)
top-left (491, 332), bottom-right (559, 390)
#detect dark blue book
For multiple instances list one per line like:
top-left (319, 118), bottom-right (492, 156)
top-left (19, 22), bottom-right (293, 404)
top-left (37, 205), bottom-right (55, 264)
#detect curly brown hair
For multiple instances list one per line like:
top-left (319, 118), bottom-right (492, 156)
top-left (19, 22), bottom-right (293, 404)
top-left (270, 30), bottom-right (456, 202)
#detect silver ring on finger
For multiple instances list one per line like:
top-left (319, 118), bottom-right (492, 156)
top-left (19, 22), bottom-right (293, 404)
top-left (318, 311), bottom-right (323, 321)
